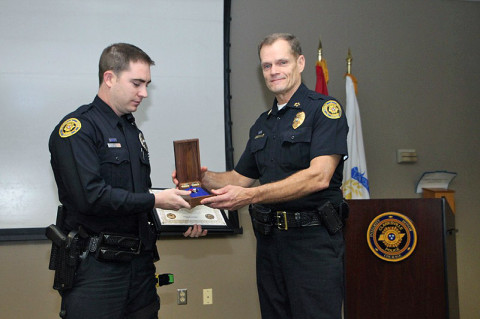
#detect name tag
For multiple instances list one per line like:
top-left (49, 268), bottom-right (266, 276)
top-left (107, 143), bottom-right (122, 148)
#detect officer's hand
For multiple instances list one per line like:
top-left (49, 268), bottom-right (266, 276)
top-left (200, 185), bottom-right (251, 211)
top-left (183, 224), bottom-right (208, 238)
top-left (154, 188), bottom-right (191, 210)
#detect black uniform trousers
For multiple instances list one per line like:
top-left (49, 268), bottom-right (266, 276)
top-left (254, 225), bottom-right (344, 319)
top-left (61, 251), bottom-right (159, 319)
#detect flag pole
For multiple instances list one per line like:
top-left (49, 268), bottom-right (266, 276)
top-left (346, 48), bottom-right (352, 75)
top-left (317, 39), bottom-right (322, 62)
top-left (315, 38), bottom-right (329, 95)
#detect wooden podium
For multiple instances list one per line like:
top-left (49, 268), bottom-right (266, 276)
top-left (344, 198), bottom-right (459, 319)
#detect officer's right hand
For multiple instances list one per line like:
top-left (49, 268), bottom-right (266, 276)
top-left (154, 188), bottom-right (191, 210)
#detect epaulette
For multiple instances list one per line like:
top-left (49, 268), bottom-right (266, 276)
top-left (77, 103), bottom-right (94, 115)
top-left (307, 90), bottom-right (328, 101)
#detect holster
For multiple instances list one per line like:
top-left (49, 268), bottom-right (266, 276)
top-left (46, 224), bottom-right (85, 291)
top-left (46, 206), bottom-right (86, 291)
top-left (318, 201), bottom-right (343, 235)
top-left (249, 204), bottom-right (274, 236)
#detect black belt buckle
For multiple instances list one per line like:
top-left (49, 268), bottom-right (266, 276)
top-left (276, 211), bottom-right (288, 230)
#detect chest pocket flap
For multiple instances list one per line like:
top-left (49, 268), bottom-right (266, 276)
top-left (100, 147), bottom-right (130, 165)
top-left (250, 135), bottom-right (267, 153)
top-left (281, 126), bottom-right (312, 144)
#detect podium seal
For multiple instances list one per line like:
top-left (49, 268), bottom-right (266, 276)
top-left (367, 212), bottom-right (417, 262)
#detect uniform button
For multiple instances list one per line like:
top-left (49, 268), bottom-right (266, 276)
top-left (277, 117), bottom-right (281, 120)
top-left (291, 136), bottom-right (295, 140)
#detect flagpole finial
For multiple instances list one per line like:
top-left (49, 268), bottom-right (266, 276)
top-left (317, 39), bottom-right (323, 62)
top-left (346, 48), bottom-right (353, 74)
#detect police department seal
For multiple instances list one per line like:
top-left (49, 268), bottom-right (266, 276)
top-left (322, 100), bottom-right (342, 119)
top-left (59, 118), bottom-right (81, 138)
top-left (367, 212), bottom-right (417, 262)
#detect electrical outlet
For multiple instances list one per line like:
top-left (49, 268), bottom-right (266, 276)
top-left (177, 289), bottom-right (187, 305)
top-left (203, 288), bottom-right (213, 305)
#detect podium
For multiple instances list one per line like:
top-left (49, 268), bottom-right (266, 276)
top-left (344, 198), bottom-right (459, 319)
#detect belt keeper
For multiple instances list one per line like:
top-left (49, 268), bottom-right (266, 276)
top-left (88, 237), bottom-right (100, 253)
top-left (276, 211), bottom-right (288, 230)
top-left (294, 212), bottom-right (301, 221)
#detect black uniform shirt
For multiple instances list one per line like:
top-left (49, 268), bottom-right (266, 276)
top-left (49, 96), bottom-right (155, 236)
top-left (235, 83), bottom-right (349, 211)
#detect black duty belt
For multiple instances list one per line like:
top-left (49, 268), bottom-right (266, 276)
top-left (249, 204), bottom-right (322, 231)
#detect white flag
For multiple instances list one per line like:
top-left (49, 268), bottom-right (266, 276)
top-left (342, 74), bottom-right (370, 199)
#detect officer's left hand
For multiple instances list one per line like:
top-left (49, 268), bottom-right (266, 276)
top-left (183, 224), bottom-right (208, 238)
top-left (154, 188), bottom-right (191, 210)
top-left (200, 185), bottom-right (251, 211)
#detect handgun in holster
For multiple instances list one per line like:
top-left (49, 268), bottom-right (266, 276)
top-left (46, 206), bottom-right (85, 291)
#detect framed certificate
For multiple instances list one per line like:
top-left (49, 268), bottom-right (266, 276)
top-left (150, 188), bottom-right (242, 235)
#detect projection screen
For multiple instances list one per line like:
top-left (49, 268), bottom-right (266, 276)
top-left (0, 0), bottom-right (230, 236)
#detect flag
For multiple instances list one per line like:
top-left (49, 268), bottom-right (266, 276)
top-left (315, 59), bottom-right (329, 95)
top-left (342, 73), bottom-right (370, 199)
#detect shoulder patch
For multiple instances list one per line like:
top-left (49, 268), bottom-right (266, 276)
top-left (322, 100), bottom-right (342, 119)
top-left (59, 118), bottom-right (82, 138)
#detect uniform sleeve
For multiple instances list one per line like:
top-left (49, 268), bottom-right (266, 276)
top-left (310, 100), bottom-right (349, 160)
top-left (49, 118), bottom-right (155, 216)
top-left (234, 124), bottom-right (261, 179)
top-left (234, 139), bottom-right (261, 179)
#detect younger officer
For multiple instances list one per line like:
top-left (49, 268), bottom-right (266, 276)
top-left (178, 33), bottom-right (349, 318)
top-left (49, 43), bottom-right (206, 319)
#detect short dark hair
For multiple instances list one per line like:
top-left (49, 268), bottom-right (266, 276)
top-left (258, 33), bottom-right (302, 59)
top-left (98, 43), bottom-right (155, 85)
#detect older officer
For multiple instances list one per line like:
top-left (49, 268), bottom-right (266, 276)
top-left (177, 33), bottom-right (349, 318)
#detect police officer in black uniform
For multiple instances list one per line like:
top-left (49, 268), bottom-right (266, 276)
top-left (186, 33), bottom-right (349, 318)
top-left (49, 43), bottom-right (206, 319)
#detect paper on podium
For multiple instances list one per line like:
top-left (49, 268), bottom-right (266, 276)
top-left (415, 171), bottom-right (457, 193)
